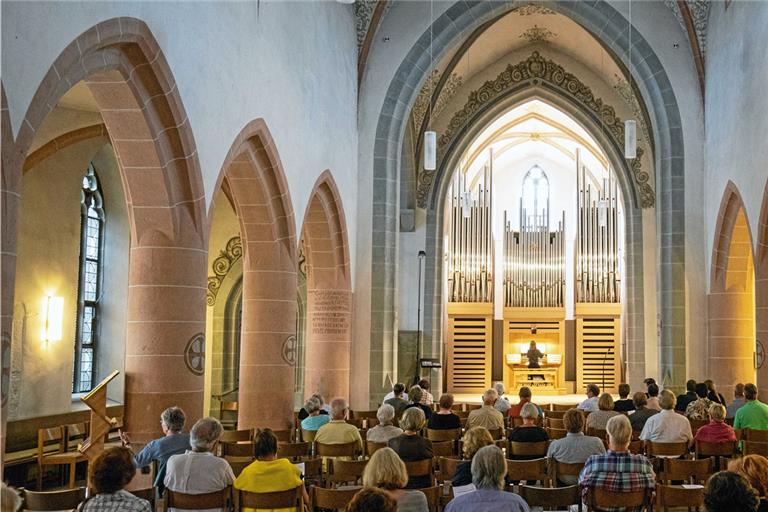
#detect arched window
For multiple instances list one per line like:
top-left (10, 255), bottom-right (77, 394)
top-left (521, 165), bottom-right (549, 227)
top-left (73, 164), bottom-right (105, 393)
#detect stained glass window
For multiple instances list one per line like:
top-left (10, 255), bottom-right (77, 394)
top-left (73, 164), bottom-right (104, 393)
top-left (521, 165), bottom-right (549, 227)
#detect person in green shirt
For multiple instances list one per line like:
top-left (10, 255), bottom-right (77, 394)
top-left (733, 383), bottom-right (768, 430)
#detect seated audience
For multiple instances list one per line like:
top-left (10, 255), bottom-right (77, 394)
top-left (577, 384), bottom-right (600, 412)
top-left (385, 383), bottom-right (409, 419)
top-left (444, 446), bottom-right (530, 512)
top-left (346, 488), bottom-right (398, 512)
top-left (298, 393), bottom-right (329, 420)
top-left (547, 409), bottom-right (605, 485)
top-left (300, 396), bottom-right (331, 431)
top-left (705, 379), bottom-right (727, 405)
top-left (1, 483), bottom-right (21, 512)
top-left (452, 426), bottom-right (495, 487)
top-left (508, 386), bottom-right (542, 418)
top-left (629, 392), bottom-right (658, 432)
top-left (704, 471), bottom-right (760, 512)
top-left (79, 447), bottom-right (152, 512)
top-left (640, 389), bottom-right (693, 445)
top-left (507, 403), bottom-right (548, 459)
top-left (586, 393), bottom-right (620, 430)
top-left (417, 379), bottom-right (434, 406)
top-left (686, 382), bottom-right (714, 420)
top-left (728, 455), bottom-right (768, 512)
top-left (367, 404), bottom-right (404, 444)
top-left (613, 384), bottom-right (634, 412)
top-left (676, 379), bottom-right (698, 412)
top-left (314, 397), bottom-right (364, 453)
top-left (579, 415), bottom-right (654, 507)
top-left (387, 407), bottom-right (433, 489)
top-left (645, 383), bottom-right (661, 411)
top-left (165, 417), bottom-right (234, 511)
top-left (493, 382), bottom-right (510, 414)
top-left (404, 386), bottom-right (433, 420)
top-left (726, 383), bottom-right (747, 419)
top-left (120, 406), bottom-right (190, 489)
top-left (427, 393), bottom-right (461, 430)
top-left (361, 447), bottom-right (428, 512)
top-left (694, 403), bottom-right (737, 444)
top-left (235, 428), bottom-right (309, 507)
top-left (467, 388), bottom-right (505, 432)
top-left (734, 383), bottom-right (768, 430)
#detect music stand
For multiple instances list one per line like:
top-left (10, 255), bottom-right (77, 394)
top-left (78, 370), bottom-right (119, 459)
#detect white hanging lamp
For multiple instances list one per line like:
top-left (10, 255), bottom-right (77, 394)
top-left (625, 0), bottom-right (637, 159)
top-left (424, 0), bottom-right (437, 171)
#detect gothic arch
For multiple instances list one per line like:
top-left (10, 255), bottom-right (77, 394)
top-left (213, 118), bottom-right (297, 430)
top-left (300, 170), bottom-right (352, 401)
top-left (755, 179), bottom-right (768, 390)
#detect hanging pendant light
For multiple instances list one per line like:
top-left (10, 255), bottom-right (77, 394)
top-left (624, 119), bottom-right (637, 159)
top-left (424, 131), bottom-right (437, 170)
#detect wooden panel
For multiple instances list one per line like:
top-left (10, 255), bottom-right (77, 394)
top-left (447, 303), bottom-right (493, 394)
top-left (576, 312), bottom-right (621, 394)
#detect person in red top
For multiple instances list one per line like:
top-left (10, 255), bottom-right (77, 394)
top-left (508, 386), bottom-right (542, 418)
top-left (694, 403), bottom-right (737, 444)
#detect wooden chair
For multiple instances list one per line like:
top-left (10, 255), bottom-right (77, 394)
top-left (628, 439), bottom-right (644, 455)
top-left (220, 429), bottom-right (251, 443)
top-left (586, 487), bottom-right (651, 512)
top-left (23, 487), bottom-right (87, 510)
top-left (539, 404), bottom-right (553, 412)
top-left (415, 485), bottom-right (441, 512)
top-left (273, 429), bottom-right (294, 442)
top-left (352, 410), bottom-right (379, 420)
top-left (346, 418), bottom-right (364, 429)
top-left (465, 404), bottom-right (482, 411)
top-left (235, 486), bottom-right (303, 511)
top-left (743, 440), bottom-right (768, 456)
top-left (455, 410), bottom-right (470, 419)
top-left (403, 459), bottom-right (434, 487)
top-left (547, 417), bottom-right (565, 429)
top-left (550, 460), bottom-right (584, 485)
top-left (427, 428), bottom-right (461, 442)
top-left (734, 428), bottom-right (743, 440)
top-left (509, 441), bottom-right (548, 459)
top-left (547, 427), bottom-right (567, 440)
top-left (520, 484), bottom-right (581, 511)
top-left (744, 429), bottom-right (768, 442)
top-left (688, 419), bottom-right (708, 435)
top-left (226, 458), bottom-right (253, 478)
top-left (552, 404), bottom-right (577, 412)
top-left (431, 441), bottom-right (454, 458)
top-left (645, 441), bottom-right (689, 458)
top-left (586, 428), bottom-right (607, 441)
top-left (695, 440), bottom-right (736, 470)
top-left (506, 457), bottom-right (550, 485)
top-left (220, 441), bottom-right (255, 458)
top-left (655, 484), bottom-right (704, 511)
top-left (660, 458), bottom-right (713, 485)
top-left (316, 441), bottom-right (360, 459)
top-left (166, 487), bottom-right (231, 509)
top-left (437, 457), bottom-right (463, 483)
top-left (311, 486), bottom-right (361, 510)
top-left (545, 410), bottom-right (567, 419)
top-left (301, 428), bottom-right (317, 443)
top-left (277, 442), bottom-right (311, 459)
top-left (301, 457), bottom-right (324, 487)
top-left (366, 440), bottom-right (386, 456)
top-left (219, 401), bottom-right (239, 430)
top-left (37, 426), bottom-right (88, 489)
top-left (65, 422), bottom-right (89, 448)
top-left (327, 458), bottom-right (369, 487)
top-left (488, 428), bottom-right (504, 440)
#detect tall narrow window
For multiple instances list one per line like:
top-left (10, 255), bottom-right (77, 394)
top-left (521, 165), bottom-right (549, 227)
top-left (73, 164), bottom-right (105, 393)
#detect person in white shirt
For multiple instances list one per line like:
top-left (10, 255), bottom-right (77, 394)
top-left (165, 417), bottom-right (235, 512)
top-left (639, 389), bottom-right (693, 448)
top-left (577, 384), bottom-right (600, 412)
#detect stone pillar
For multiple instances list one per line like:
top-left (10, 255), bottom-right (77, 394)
top-left (304, 287), bottom-right (351, 401)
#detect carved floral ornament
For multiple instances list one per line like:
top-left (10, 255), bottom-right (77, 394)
top-left (416, 51), bottom-right (655, 209)
top-left (206, 236), bottom-right (242, 306)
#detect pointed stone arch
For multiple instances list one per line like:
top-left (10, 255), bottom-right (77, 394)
top-left (300, 170), bottom-right (352, 401)
top-left (709, 181), bottom-right (756, 397)
top-left (756, 180), bottom-right (768, 391)
top-left (1, 18), bottom-right (207, 444)
top-left (213, 118), bottom-right (298, 430)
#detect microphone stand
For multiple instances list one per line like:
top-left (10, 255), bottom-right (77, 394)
top-left (414, 250), bottom-right (426, 386)
top-left (602, 346), bottom-right (612, 392)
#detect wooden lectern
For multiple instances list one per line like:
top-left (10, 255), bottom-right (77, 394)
top-left (78, 370), bottom-right (119, 459)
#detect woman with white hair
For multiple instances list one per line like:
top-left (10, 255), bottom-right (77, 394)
top-left (507, 402), bottom-right (548, 460)
top-left (300, 396), bottom-right (330, 431)
top-left (444, 446), bottom-right (530, 512)
top-left (367, 404), bottom-right (404, 443)
top-left (493, 382), bottom-right (510, 414)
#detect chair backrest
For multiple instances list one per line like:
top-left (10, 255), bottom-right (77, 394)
top-left (64, 422), bottom-right (89, 450)
top-left (645, 441), bottom-right (689, 457)
top-left (745, 429), bottom-right (768, 442)
top-left (316, 441), bottom-right (359, 458)
top-left (545, 410), bottom-right (567, 419)
top-left (431, 440), bottom-right (454, 458)
top-left (300, 457), bottom-right (324, 486)
top-left (221, 441), bottom-right (255, 457)
top-left (347, 418), bottom-right (364, 429)
top-left (327, 458), bottom-right (369, 486)
top-left (236, 486), bottom-right (303, 510)
top-left (351, 410), bottom-right (378, 420)
top-left (628, 440), bottom-right (644, 455)
top-left (366, 440), bottom-right (387, 456)
top-left (656, 484), bottom-right (704, 510)
top-left (506, 457), bottom-right (549, 485)
top-left (311, 486), bottom-right (361, 510)
top-left (403, 459), bottom-right (434, 484)
top-left (23, 487), bottom-right (87, 511)
top-left (547, 417), bottom-right (565, 429)
top-left (661, 458), bottom-right (713, 484)
top-left (301, 428), bottom-right (317, 443)
top-left (586, 487), bottom-right (651, 511)
top-left (552, 404), bottom-right (578, 412)
top-left (37, 426), bottom-right (65, 459)
top-left (427, 428), bottom-right (461, 442)
top-left (437, 457), bottom-right (463, 483)
top-left (695, 440), bottom-right (736, 458)
top-left (166, 487), bottom-right (231, 509)
top-left (455, 410), bottom-right (470, 419)
top-left (586, 428), bottom-right (607, 440)
top-left (465, 404), bottom-right (482, 411)
top-left (273, 429), bottom-right (294, 442)
top-left (220, 429), bottom-right (251, 443)
top-left (551, 460), bottom-right (584, 481)
top-left (277, 442), bottom-right (311, 459)
top-left (547, 428), bottom-right (567, 440)
top-left (415, 486), bottom-right (440, 512)
top-left (487, 428), bottom-right (504, 440)
top-left (509, 441), bottom-right (548, 457)
top-left (220, 400), bottom-right (239, 413)
top-left (226, 458), bottom-right (253, 478)
top-left (520, 485), bottom-right (581, 510)
top-left (743, 440), bottom-right (768, 456)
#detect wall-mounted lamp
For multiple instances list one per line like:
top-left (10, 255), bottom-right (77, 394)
top-left (42, 295), bottom-right (64, 343)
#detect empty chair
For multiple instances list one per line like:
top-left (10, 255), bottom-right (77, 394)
top-left (166, 487), bottom-right (231, 510)
top-left (660, 457), bottom-right (713, 485)
top-left (506, 457), bottom-right (550, 486)
top-left (276, 442), bottom-right (311, 460)
top-left (547, 418), bottom-right (565, 429)
top-left (234, 486), bottom-right (303, 512)
top-left (272, 430), bottom-right (294, 443)
top-left (552, 404), bottom-right (578, 412)
top-left (327, 458), bottom-right (369, 487)
top-left (520, 485), bottom-right (581, 511)
top-left (426, 428), bottom-right (461, 442)
top-left (645, 441), bottom-right (689, 458)
top-left (22, 487), bottom-right (87, 511)
top-left (437, 457), bottom-right (463, 484)
top-left (550, 460), bottom-right (585, 486)
top-left (628, 439), bottom-right (644, 454)
top-left (310, 486), bottom-right (361, 511)
top-left (37, 426), bottom-right (88, 489)
top-left (351, 409), bottom-right (379, 420)
top-left (545, 410), bottom-right (567, 419)
top-left (402, 459), bottom-right (434, 488)
top-left (586, 487), bottom-right (651, 512)
top-left (744, 429), bottom-right (768, 442)
top-left (219, 401), bottom-right (239, 430)
top-left (226, 458), bottom-right (253, 478)
top-left (695, 440), bottom-right (736, 470)
top-left (547, 427), bottom-right (567, 440)
top-left (315, 440), bottom-right (359, 459)
top-left (431, 441), bottom-right (453, 458)
top-left (300, 428), bottom-right (317, 443)
top-left (416, 485), bottom-right (440, 512)
top-left (509, 441), bottom-right (548, 459)
top-left (220, 429), bottom-right (251, 444)
top-left (220, 441), bottom-right (255, 458)
top-left (655, 484), bottom-right (704, 511)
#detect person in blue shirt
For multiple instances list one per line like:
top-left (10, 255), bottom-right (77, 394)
top-left (300, 397), bottom-right (331, 431)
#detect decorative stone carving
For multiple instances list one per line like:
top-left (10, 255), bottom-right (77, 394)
top-left (418, 51), bottom-right (655, 209)
top-left (355, 0), bottom-right (377, 51)
top-left (516, 4), bottom-right (556, 16)
top-left (298, 239), bottom-right (307, 278)
top-left (282, 335), bottom-right (297, 366)
top-left (664, 0), bottom-right (710, 57)
top-left (612, 73), bottom-right (651, 149)
top-left (519, 25), bottom-right (556, 43)
top-left (411, 69), bottom-right (464, 135)
top-left (184, 333), bottom-right (205, 376)
top-left (207, 236), bottom-right (242, 306)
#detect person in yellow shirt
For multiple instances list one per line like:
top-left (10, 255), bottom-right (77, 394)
top-left (313, 397), bottom-right (363, 453)
top-left (234, 429), bottom-right (308, 512)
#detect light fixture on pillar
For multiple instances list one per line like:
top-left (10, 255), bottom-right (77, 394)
top-left (42, 295), bottom-right (64, 344)
top-left (624, 0), bottom-right (637, 160)
top-left (423, 0), bottom-right (437, 171)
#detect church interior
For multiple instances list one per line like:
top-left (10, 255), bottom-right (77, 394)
top-left (2, 0), bottom-right (768, 509)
